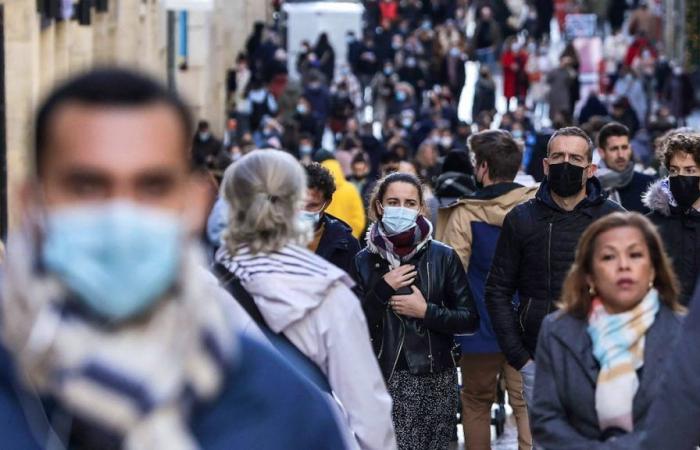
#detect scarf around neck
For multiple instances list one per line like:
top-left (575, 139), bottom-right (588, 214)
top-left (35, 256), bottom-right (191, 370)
top-left (365, 215), bottom-right (433, 268)
top-left (587, 288), bottom-right (660, 433)
top-left (0, 234), bottom-right (238, 450)
top-left (598, 161), bottom-right (636, 191)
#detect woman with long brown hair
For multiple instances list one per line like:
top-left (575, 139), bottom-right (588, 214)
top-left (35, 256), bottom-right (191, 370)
top-left (530, 212), bottom-right (684, 449)
top-left (352, 172), bottom-right (479, 450)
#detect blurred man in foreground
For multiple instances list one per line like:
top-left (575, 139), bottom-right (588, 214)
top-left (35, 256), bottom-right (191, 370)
top-left (0, 68), bottom-right (344, 450)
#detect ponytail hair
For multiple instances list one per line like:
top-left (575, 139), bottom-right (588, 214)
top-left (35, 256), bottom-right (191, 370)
top-left (221, 149), bottom-right (311, 254)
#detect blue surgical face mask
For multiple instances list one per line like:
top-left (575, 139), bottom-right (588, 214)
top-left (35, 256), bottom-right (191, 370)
top-left (41, 201), bottom-right (183, 323)
top-left (300, 210), bottom-right (322, 227)
top-left (381, 206), bottom-right (418, 234)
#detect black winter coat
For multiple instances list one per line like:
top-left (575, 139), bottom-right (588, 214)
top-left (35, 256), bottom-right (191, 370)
top-left (353, 240), bottom-right (480, 381)
top-left (644, 179), bottom-right (700, 305)
top-left (315, 214), bottom-right (361, 276)
top-left (614, 171), bottom-right (655, 214)
top-left (485, 178), bottom-right (624, 370)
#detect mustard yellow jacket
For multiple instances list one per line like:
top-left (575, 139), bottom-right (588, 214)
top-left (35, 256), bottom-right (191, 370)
top-left (321, 159), bottom-right (367, 239)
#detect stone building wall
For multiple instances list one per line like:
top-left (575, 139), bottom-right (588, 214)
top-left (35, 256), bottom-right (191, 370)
top-left (2, 0), bottom-right (270, 232)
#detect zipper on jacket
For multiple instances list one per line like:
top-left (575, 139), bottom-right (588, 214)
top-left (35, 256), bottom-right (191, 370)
top-left (519, 298), bottom-right (532, 332)
top-left (377, 315), bottom-right (385, 359)
top-left (378, 263), bottom-right (389, 359)
top-left (427, 329), bottom-right (434, 373)
top-left (426, 260), bottom-right (431, 302)
top-left (547, 222), bottom-right (553, 310)
top-left (389, 314), bottom-right (406, 382)
top-left (426, 258), bottom-right (433, 372)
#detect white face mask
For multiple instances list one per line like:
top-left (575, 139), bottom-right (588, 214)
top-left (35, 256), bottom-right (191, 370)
top-left (381, 206), bottom-right (418, 234)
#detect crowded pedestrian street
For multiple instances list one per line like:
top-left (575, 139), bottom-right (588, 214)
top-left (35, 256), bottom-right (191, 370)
top-left (0, 0), bottom-right (699, 449)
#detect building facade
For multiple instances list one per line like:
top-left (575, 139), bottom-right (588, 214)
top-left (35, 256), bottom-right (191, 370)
top-left (1, 0), bottom-right (271, 237)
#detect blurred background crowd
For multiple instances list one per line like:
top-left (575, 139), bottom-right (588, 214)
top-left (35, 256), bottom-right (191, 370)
top-left (192, 0), bottom-right (699, 239)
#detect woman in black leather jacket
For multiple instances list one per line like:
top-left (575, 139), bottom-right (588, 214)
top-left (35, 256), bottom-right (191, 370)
top-left (352, 172), bottom-right (479, 450)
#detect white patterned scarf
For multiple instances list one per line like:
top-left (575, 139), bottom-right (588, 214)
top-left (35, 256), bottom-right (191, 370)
top-left (587, 288), bottom-right (660, 433)
top-left (0, 234), bottom-right (238, 450)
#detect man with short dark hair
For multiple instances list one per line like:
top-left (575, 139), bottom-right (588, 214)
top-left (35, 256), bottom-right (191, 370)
top-left (486, 126), bottom-right (623, 406)
top-left (303, 162), bottom-right (361, 274)
top-left (644, 131), bottom-right (700, 304)
top-left (597, 121), bottom-right (655, 213)
top-left (437, 130), bottom-right (535, 450)
top-left (0, 68), bottom-right (344, 449)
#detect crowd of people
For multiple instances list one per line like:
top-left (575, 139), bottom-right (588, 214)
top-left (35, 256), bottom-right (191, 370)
top-left (2, 0), bottom-right (700, 449)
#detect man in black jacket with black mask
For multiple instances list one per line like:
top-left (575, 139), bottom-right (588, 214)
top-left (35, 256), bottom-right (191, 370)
top-left (485, 127), bottom-right (624, 406)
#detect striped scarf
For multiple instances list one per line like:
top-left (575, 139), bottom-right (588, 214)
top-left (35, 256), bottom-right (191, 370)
top-left (587, 288), bottom-right (660, 433)
top-left (1, 235), bottom-right (237, 450)
top-left (365, 216), bottom-right (433, 268)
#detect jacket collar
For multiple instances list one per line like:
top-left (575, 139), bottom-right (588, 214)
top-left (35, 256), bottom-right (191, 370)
top-left (549, 305), bottom-right (681, 415)
top-left (472, 182), bottom-right (524, 200)
top-left (643, 178), bottom-right (700, 222)
top-left (535, 177), bottom-right (607, 218)
top-left (548, 311), bottom-right (599, 385)
top-left (643, 178), bottom-right (673, 216)
top-left (317, 214), bottom-right (352, 252)
top-left (633, 305), bottom-right (682, 416)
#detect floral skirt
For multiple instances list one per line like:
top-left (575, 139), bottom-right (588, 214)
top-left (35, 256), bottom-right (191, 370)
top-left (388, 369), bottom-right (458, 450)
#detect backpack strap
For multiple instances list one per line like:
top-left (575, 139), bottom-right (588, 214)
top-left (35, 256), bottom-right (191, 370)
top-left (212, 263), bottom-right (332, 394)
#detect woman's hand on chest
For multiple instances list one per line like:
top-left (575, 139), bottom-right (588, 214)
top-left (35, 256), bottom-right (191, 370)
top-left (383, 264), bottom-right (417, 290)
top-left (390, 286), bottom-right (428, 319)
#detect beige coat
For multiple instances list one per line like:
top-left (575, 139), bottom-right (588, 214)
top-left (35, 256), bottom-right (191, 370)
top-left (435, 185), bottom-right (538, 271)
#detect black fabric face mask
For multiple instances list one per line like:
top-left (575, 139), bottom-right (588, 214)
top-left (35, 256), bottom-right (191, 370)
top-left (547, 162), bottom-right (586, 198)
top-left (669, 175), bottom-right (700, 212)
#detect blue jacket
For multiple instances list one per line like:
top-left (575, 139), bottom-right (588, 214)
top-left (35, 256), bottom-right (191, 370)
top-left (0, 335), bottom-right (345, 450)
top-left (640, 286), bottom-right (700, 449)
top-left (436, 183), bottom-right (538, 354)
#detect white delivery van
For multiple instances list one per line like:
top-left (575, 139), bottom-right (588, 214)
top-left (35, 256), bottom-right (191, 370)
top-left (282, 0), bottom-right (364, 80)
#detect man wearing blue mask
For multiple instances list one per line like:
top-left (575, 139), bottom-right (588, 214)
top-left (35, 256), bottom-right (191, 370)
top-left (485, 127), bottom-right (623, 410)
top-left (303, 162), bottom-right (360, 275)
top-left (0, 68), bottom-right (344, 450)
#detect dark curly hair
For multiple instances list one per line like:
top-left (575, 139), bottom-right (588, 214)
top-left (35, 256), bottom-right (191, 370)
top-left (661, 131), bottom-right (700, 171)
top-left (304, 162), bottom-right (336, 202)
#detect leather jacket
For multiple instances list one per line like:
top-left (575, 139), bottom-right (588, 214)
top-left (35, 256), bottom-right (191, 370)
top-left (352, 240), bottom-right (479, 381)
